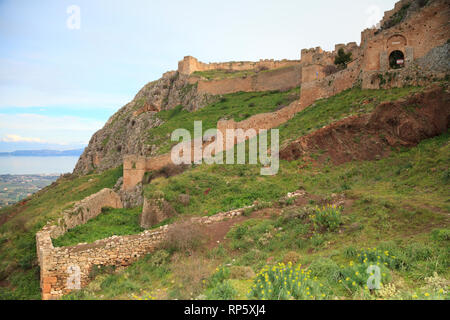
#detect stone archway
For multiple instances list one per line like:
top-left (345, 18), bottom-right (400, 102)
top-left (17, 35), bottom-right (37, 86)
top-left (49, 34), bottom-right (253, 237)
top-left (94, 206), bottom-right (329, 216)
top-left (389, 50), bottom-right (405, 69)
top-left (386, 34), bottom-right (408, 70)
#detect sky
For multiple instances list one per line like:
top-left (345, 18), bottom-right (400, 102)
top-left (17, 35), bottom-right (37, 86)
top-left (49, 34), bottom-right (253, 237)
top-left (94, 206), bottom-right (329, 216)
top-left (0, 0), bottom-right (398, 152)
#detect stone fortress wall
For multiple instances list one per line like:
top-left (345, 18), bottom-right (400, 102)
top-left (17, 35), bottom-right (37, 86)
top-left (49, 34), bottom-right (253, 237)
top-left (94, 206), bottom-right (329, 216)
top-left (36, 185), bottom-right (306, 300)
top-left (177, 56), bottom-right (300, 75)
top-left (36, 0), bottom-right (450, 299)
top-left (123, 0), bottom-right (449, 191)
top-left (36, 188), bottom-right (124, 299)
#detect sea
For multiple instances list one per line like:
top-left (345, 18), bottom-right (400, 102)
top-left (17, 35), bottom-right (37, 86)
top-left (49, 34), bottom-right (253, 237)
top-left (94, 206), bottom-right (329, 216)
top-left (0, 156), bottom-right (79, 175)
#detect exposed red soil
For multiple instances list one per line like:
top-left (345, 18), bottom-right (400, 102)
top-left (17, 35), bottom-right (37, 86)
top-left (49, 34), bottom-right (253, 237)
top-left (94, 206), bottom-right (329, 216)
top-left (280, 85), bottom-right (450, 165)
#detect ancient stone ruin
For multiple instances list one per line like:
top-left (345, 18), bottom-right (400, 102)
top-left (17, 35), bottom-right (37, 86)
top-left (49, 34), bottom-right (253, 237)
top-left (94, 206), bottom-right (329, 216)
top-left (36, 0), bottom-right (450, 300)
top-left (122, 0), bottom-right (449, 191)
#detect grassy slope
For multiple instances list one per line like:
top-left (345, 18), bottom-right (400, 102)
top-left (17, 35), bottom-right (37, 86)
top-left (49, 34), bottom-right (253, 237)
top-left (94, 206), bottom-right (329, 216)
top-left (59, 84), bottom-right (448, 300)
top-left (147, 88), bottom-right (300, 155)
top-left (56, 86), bottom-right (425, 246)
top-left (0, 166), bottom-right (122, 299)
top-left (52, 207), bottom-right (143, 247)
top-left (65, 132), bottom-right (449, 300)
top-left (1, 84), bottom-right (447, 300)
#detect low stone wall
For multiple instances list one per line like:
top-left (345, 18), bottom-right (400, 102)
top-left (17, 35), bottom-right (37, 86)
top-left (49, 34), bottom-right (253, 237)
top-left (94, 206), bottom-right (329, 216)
top-left (47, 188), bottom-right (123, 238)
top-left (122, 98), bottom-right (307, 191)
top-left (36, 188), bottom-right (123, 299)
top-left (36, 188), bottom-right (307, 300)
top-left (37, 226), bottom-right (166, 300)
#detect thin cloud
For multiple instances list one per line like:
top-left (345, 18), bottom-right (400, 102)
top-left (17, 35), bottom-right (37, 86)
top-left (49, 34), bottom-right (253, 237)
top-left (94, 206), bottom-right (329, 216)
top-left (365, 5), bottom-right (383, 29)
top-left (1, 134), bottom-right (46, 143)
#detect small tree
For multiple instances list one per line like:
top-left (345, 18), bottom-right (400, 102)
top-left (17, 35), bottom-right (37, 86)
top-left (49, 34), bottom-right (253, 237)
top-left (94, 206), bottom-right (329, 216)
top-left (323, 65), bottom-right (338, 76)
top-left (334, 48), bottom-right (352, 69)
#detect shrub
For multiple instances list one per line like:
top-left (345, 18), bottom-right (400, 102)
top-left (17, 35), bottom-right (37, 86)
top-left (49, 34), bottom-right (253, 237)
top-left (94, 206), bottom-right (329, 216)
top-left (338, 260), bottom-right (392, 293)
top-left (160, 219), bottom-right (204, 253)
top-left (208, 266), bottom-right (231, 287)
top-left (229, 266), bottom-right (255, 280)
top-left (208, 280), bottom-right (237, 300)
top-left (334, 48), bottom-right (352, 68)
top-left (249, 262), bottom-right (329, 300)
top-left (323, 65), bottom-right (338, 76)
top-left (308, 258), bottom-right (340, 283)
top-left (310, 205), bottom-right (343, 232)
top-left (148, 250), bottom-right (170, 267)
top-left (355, 247), bottom-right (399, 269)
top-left (256, 66), bottom-right (269, 72)
top-left (282, 251), bottom-right (301, 265)
top-left (431, 228), bottom-right (450, 242)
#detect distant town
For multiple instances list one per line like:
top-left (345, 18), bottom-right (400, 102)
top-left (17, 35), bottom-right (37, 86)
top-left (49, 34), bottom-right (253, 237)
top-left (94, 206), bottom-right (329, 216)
top-left (0, 174), bottom-right (59, 208)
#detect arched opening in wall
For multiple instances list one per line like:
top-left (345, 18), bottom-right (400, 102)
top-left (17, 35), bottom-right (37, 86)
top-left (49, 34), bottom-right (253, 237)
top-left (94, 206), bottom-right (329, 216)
top-left (389, 50), bottom-right (405, 69)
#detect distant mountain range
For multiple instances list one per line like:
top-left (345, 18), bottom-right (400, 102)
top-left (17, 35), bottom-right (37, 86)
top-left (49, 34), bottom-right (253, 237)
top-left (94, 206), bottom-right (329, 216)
top-left (0, 149), bottom-right (84, 157)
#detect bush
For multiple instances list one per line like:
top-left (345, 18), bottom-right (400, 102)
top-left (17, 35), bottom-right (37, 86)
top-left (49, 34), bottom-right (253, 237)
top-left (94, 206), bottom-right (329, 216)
top-left (355, 247), bottom-right (399, 269)
top-left (249, 262), bottom-right (329, 300)
top-left (283, 251), bottom-right (301, 265)
top-left (334, 48), bottom-right (352, 68)
top-left (431, 229), bottom-right (450, 242)
top-left (323, 65), bottom-right (338, 76)
top-left (148, 250), bottom-right (170, 267)
top-left (208, 280), bottom-right (237, 300)
top-left (208, 266), bottom-right (231, 287)
top-left (229, 266), bottom-right (255, 280)
top-left (310, 205), bottom-right (343, 232)
top-left (338, 260), bottom-right (392, 293)
top-left (160, 219), bottom-right (204, 253)
top-left (308, 258), bottom-right (340, 283)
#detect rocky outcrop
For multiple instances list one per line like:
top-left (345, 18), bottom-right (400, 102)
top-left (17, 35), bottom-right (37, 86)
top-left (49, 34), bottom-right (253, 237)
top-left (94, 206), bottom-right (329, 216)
top-left (73, 72), bottom-right (217, 175)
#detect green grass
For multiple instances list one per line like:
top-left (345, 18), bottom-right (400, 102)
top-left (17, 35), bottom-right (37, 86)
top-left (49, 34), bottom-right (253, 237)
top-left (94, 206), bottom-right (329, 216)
top-left (147, 88), bottom-right (300, 155)
top-left (23, 85), bottom-right (436, 269)
top-left (53, 207), bottom-right (143, 247)
top-left (145, 161), bottom-right (300, 217)
top-left (59, 82), bottom-right (449, 300)
top-left (60, 129), bottom-right (449, 300)
top-left (0, 166), bottom-right (123, 300)
top-left (148, 85), bottom-right (422, 156)
top-left (144, 86), bottom-right (431, 217)
top-left (0, 84), bottom-right (446, 300)
top-left (278, 86), bottom-right (423, 144)
top-left (299, 132), bottom-right (450, 212)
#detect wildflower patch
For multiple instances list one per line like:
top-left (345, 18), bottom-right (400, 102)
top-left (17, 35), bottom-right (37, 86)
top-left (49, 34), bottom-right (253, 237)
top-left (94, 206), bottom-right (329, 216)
top-left (249, 262), bottom-right (329, 300)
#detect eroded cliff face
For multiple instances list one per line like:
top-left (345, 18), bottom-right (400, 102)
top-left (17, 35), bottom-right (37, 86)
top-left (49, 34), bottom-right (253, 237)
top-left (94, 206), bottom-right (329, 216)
top-left (73, 71), bottom-right (216, 175)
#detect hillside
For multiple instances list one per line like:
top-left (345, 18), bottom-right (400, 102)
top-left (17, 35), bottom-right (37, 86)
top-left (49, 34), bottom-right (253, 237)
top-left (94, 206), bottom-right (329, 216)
top-left (63, 131), bottom-right (450, 300)
top-left (0, 0), bottom-right (449, 301)
top-left (1, 83), bottom-right (448, 300)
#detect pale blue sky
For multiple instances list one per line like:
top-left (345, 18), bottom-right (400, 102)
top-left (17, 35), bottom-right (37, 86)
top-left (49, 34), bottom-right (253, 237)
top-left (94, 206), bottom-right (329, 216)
top-left (0, 0), bottom-right (398, 151)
